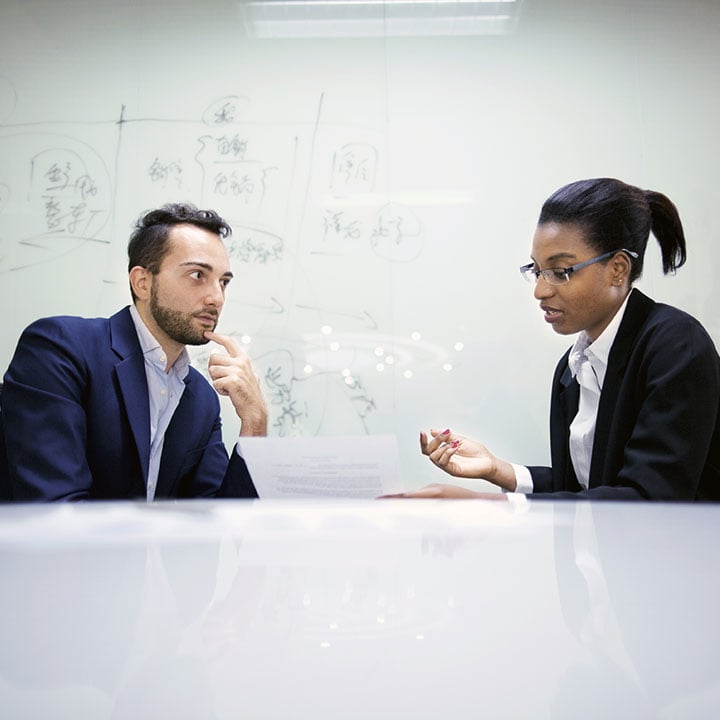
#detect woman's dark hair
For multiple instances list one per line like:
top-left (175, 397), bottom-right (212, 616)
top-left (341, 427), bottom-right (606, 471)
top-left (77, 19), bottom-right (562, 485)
top-left (127, 202), bottom-right (231, 300)
top-left (537, 178), bottom-right (686, 283)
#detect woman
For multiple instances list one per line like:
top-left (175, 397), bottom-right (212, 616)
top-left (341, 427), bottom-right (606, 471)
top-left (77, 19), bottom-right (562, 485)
top-left (410, 178), bottom-right (720, 501)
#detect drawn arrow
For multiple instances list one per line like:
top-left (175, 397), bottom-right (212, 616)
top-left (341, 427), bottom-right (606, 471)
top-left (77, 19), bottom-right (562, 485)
top-left (245, 296), bottom-right (284, 314)
top-left (295, 304), bottom-right (378, 330)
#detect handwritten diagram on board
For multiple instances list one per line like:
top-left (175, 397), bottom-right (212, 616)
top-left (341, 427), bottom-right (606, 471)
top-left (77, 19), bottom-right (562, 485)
top-left (0, 81), bottom-right (449, 444)
top-left (0, 132), bottom-right (112, 273)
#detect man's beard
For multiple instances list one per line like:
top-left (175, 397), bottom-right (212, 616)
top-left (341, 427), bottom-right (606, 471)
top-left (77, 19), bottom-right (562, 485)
top-left (149, 284), bottom-right (218, 346)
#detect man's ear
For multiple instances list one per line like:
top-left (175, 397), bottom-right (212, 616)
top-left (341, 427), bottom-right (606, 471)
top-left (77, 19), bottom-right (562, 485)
top-left (129, 266), bottom-right (152, 301)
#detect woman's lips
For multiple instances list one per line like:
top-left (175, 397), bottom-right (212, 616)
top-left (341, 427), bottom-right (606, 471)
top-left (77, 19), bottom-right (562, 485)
top-left (541, 305), bottom-right (562, 323)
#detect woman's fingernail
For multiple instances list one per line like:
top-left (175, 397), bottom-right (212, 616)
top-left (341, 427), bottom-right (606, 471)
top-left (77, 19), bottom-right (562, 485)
top-left (451, 440), bottom-right (459, 448)
top-left (442, 428), bottom-right (450, 435)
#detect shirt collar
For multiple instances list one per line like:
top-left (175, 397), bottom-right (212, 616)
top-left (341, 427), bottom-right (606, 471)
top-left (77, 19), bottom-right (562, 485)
top-left (128, 304), bottom-right (190, 379)
top-left (568, 290), bottom-right (633, 387)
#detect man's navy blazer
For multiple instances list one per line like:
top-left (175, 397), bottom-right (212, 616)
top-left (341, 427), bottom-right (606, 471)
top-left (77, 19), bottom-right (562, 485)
top-left (528, 290), bottom-right (720, 500)
top-left (0, 307), bottom-right (257, 501)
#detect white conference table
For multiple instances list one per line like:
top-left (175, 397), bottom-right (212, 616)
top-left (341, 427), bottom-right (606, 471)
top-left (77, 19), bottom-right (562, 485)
top-left (0, 498), bottom-right (718, 719)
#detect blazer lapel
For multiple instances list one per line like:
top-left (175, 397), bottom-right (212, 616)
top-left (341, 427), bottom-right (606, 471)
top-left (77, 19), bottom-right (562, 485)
top-left (110, 308), bottom-right (151, 486)
top-left (155, 375), bottom-right (196, 498)
top-left (555, 358), bottom-right (581, 491)
top-left (589, 290), bottom-right (655, 486)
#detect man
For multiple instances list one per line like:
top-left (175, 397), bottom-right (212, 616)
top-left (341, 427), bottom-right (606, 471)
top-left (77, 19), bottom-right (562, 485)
top-left (0, 203), bottom-right (266, 501)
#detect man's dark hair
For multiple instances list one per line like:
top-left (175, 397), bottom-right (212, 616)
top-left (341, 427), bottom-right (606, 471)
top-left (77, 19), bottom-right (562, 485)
top-left (127, 202), bottom-right (232, 300)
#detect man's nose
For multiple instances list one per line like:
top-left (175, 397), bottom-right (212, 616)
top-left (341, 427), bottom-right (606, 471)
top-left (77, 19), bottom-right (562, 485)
top-left (206, 283), bottom-right (225, 307)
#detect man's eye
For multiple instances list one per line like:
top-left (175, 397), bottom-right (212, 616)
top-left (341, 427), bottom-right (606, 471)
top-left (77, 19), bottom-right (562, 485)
top-left (190, 270), bottom-right (202, 280)
top-left (551, 269), bottom-right (567, 281)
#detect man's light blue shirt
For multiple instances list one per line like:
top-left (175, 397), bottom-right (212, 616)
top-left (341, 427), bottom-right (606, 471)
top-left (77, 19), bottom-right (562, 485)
top-left (129, 304), bottom-right (190, 501)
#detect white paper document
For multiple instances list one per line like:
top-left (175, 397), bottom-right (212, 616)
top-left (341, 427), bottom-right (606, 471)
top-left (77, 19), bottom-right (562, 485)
top-left (239, 435), bottom-right (404, 499)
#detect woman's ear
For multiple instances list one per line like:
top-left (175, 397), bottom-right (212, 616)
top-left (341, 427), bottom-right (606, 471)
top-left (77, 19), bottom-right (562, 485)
top-left (129, 266), bottom-right (152, 301)
top-left (611, 252), bottom-right (632, 286)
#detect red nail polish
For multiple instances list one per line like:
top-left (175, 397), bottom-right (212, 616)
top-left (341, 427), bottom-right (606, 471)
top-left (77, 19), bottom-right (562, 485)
top-left (442, 428), bottom-right (450, 435)
top-left (451, 440), bottom-right (459, 448)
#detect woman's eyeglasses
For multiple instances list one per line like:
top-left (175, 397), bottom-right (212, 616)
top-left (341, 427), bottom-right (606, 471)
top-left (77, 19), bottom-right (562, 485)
top-left (519, 249), bottom-right (639, 286)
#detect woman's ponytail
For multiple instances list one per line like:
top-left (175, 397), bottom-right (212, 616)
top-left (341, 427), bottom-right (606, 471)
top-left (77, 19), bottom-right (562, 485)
top-left (645, 190), bottom-right (686, 274)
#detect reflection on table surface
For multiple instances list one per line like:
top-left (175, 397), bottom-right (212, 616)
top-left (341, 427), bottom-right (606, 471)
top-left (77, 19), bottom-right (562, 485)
top-left (1, 499), bottom-right (718, 719)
